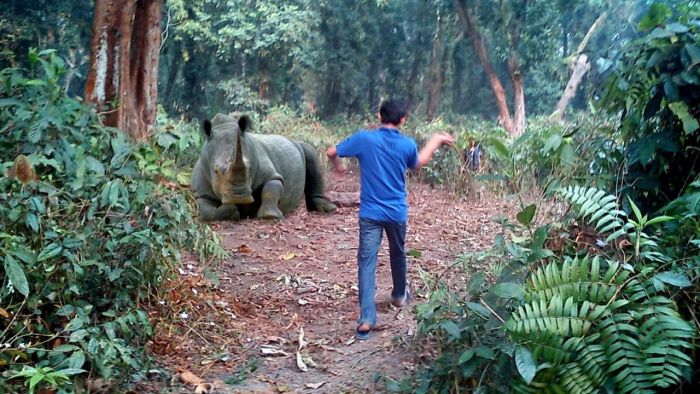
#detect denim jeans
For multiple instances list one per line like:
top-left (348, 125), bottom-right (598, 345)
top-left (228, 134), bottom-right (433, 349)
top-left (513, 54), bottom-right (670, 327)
top-left (357, 217), bottom-right (408, 326)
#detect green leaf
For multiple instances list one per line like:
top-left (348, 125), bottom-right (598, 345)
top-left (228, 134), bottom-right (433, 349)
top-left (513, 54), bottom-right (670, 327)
top-left (655, 271), bottom-right (691, 288)
top-left (459, 349), bottom-right (475, 364)
top-left (465, 302), bottom-right (490, 319)
top-left (55, 368), bottom-right (86, 376)
top-left (467, 273), bottom-right (485, 295)
top-left (686, 44), bottom-right (700, 68)
top-left (4, 255), bottom-right (29, 297)
top-left (515, 346), bottom-right (537, 384)
top-left (483, 137), bottom-right (509, 159)
top-left (474, 346), bottom-right (495, 360)
top-left (0, 98), bottom-right (22, 107)
top-left (559, 143), bottom-right (575, 165)
top-left (638, 3), bottom-right (671, 31)
top-left (406, 249), bottom-right (422, 258)
top-left (491, 282), bottom-right (524, 300)
top-left (157, 132), bottom-right (178, 149)
top-left (645, 215), bottom-right (675, 226)
top-left (543, 133), bottom-right (562, 153)
top-left (668, 102), bottom-right (699, 134)
top-left (37, 243), bottom-right (63, 262)
top-left (516, 204), bottom-right (537, 226)
top-left (628, 197), bottom-right (643, 223)
top-left (29, 373), bottom-right (44, 390)
top-left (441, 320), bottom-right (461, 339)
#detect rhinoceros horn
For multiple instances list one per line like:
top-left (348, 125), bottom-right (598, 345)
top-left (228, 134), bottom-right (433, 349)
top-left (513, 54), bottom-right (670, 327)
top-left (232, 130), bottom-right (245, 172)
top-left (221, 129), bottom-right (254, 205)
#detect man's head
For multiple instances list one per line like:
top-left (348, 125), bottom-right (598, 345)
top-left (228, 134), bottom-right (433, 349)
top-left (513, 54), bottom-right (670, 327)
top-left (378, 98), bottom-right (408, 126)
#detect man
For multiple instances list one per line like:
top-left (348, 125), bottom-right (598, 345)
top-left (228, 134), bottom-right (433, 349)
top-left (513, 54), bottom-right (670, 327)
top-left (327, 98), bottom-right (454, 340)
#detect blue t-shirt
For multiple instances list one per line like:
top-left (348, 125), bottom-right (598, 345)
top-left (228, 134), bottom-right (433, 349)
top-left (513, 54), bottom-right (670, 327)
top-left (336, 127), bottom-right (419, 222)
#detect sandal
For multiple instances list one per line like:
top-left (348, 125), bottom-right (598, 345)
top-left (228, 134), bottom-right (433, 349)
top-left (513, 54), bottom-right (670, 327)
top-left (355, 324), bottom-right (371, 340)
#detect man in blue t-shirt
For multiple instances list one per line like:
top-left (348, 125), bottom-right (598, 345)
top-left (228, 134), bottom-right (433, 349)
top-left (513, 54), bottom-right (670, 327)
top-left (327, 98), bottom-right (454, 340)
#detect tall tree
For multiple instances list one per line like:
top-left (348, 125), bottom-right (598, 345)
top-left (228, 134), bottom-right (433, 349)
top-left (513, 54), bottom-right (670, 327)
top-left (455, 0), bottom-right (519, 135)
top-left (85, 0), bottom-right (163, 140)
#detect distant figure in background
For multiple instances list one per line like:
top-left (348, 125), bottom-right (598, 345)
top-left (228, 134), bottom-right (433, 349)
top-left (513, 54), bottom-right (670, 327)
top-left (465, 137), bottom-right (482, 172)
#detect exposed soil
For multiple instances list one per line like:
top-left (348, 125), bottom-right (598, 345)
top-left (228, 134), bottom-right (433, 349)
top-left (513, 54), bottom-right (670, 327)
top-left (147, 176), bottom-right (514, 393)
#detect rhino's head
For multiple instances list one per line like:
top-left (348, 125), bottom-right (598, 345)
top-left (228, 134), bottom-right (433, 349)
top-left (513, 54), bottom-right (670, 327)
top-left (202, 114), bottom-right (254, 205)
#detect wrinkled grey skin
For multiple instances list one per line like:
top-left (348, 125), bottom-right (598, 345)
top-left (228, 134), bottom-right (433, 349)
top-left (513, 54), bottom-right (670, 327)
top-left (191, 113), bottom-right (336, 221)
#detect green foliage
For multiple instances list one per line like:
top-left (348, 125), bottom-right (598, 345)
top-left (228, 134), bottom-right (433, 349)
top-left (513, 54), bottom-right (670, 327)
top-left (0, 51), bottom-right (224, 391)
top-left (602, 4), bottom-right (700, 211)
top-left (409, 185), bottom-right (697, 393)
top-left (501, 186), bottom-right (696, 393)
top-left (478, 115), bottom-right (619, 195)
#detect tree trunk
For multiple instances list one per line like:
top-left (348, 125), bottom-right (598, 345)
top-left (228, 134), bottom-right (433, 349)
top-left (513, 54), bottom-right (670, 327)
top-left (509, 55), bottom-right (526, 136)
top-left (552, 12), bottom-right (606, 122)
top-left (451, 37), bottom-right (466, 114)
top-left (85, 0), bottom-right (163, 141)
top-left (455, 0), bottom-right (516, 135)
top-left (507, 10), bottom-right (526, 136)
top-left (425, 5), bottom-right (444, 121)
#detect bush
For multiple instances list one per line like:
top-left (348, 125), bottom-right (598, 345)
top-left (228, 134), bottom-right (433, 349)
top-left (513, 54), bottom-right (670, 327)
top-left (408, 186), bottom-right (697, 393)
top-left (0, 49), bottom-right (224, 392)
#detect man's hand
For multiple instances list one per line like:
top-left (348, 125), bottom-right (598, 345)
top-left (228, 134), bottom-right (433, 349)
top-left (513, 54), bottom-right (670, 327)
top-left (326, 145), bottom-right (347, 176)
top-left (415, 132), bottom-right (456, 169)
top-left (429, 132), bottom-right (456, 147)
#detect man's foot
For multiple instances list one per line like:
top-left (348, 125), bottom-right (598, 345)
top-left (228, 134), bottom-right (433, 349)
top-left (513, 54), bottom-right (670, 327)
top-left (391, 288), bottom-right (411, 308)
top-left (356, 323), bottom-right (371, 340)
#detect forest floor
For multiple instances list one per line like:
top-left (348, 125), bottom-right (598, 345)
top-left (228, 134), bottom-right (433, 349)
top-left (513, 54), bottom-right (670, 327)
top-left (146, 175), bottom-right (515, 394)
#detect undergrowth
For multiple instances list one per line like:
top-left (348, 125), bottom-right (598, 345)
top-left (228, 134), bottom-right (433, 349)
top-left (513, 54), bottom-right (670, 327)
top-left (0, 49), bottom-right (225, 393)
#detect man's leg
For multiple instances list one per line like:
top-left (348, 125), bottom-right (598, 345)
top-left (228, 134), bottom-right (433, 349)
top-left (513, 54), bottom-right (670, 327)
top-left (357, 218), bottom-right (383, 328)
top-left (385, 221), bottom-right (409, 305)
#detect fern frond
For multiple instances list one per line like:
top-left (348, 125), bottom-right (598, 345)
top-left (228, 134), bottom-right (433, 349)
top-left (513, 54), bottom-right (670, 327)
top-left (527, 255), bottom-right (632, 304)
top-left (558, 186), bottom-right (630, 242)
top-left (507, 254), bottom-right (697, 393)
top-left (506, 295), bottom-right (606, 338)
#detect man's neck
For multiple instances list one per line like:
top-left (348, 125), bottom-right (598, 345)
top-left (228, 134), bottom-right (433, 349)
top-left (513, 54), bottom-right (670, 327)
top-left (380, 123), bottom-right (400, 130)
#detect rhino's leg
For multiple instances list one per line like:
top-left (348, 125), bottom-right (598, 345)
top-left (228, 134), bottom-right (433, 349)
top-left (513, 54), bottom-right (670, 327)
top-left (197, 197), bottom-right (240, 222)
top-left (299, 142), bottom-right (336, 213)
top-left (257, 180), bottom-right (284, 220)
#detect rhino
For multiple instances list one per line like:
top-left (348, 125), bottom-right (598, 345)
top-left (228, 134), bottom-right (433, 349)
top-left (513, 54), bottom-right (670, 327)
top-left (191, 113), bottom-right (336, 221)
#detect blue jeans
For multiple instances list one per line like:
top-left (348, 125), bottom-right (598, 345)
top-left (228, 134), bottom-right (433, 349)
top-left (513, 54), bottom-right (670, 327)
top-left (357, 218), bottom-right (408, 326)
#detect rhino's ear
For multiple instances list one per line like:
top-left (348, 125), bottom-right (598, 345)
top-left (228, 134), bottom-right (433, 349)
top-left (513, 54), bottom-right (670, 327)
top-left (202, 119), bottom-right (212, 139)
top-left (238, 115), bottom-right (251, 134)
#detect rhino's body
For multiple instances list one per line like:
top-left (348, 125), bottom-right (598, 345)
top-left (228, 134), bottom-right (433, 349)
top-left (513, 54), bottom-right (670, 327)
top-left (191, 113), bottom-right (336, 221)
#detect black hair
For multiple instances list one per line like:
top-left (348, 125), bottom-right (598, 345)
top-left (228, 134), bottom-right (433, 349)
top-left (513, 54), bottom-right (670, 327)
top-left (379, 98), bottom-right (408, 126)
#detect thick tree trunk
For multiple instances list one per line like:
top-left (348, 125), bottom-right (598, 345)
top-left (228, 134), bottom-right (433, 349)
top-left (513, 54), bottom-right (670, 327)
top-left (85, 0), bottom-right (163, 140)
top-left (455, 0), bottom-right (516, 135)
top-left (552, 12), bottom-right (606, 122)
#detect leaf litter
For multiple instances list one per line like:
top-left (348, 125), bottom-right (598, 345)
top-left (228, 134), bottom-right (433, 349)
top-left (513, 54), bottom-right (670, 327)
top-left (145, 179), bottom-right (514, 393)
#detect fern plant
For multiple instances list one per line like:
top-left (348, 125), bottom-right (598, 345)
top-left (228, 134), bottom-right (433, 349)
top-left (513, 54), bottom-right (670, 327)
top-left (504, 187), bottom-right (696, 393)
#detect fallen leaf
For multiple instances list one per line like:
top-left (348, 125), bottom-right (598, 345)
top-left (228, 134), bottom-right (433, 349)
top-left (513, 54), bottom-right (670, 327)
top-left (296, 351), bottom-right (308, 372)
top-left (306, 382), bottom-right (327, 389)
top-left (0, 307), bottom-right (10, 319)
top-left (320, 345), bottom-right (347, 355)
top-left (178, 370), bottom-right (204, 386)
top-left (237, 244), bottom-right (253, 253)
top-left (260, 345), bottom-right (290, 357)
top-left (280, 252), bottom-right (296, 261)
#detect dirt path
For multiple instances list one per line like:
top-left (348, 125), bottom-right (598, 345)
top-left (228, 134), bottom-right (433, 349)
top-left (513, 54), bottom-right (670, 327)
top-left (150, 179), bottom-right (512, 393)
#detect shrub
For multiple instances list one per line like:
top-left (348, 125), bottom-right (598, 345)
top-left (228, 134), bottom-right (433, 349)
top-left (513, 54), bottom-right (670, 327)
top-left (0, 49), bottom-right (224, 392)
